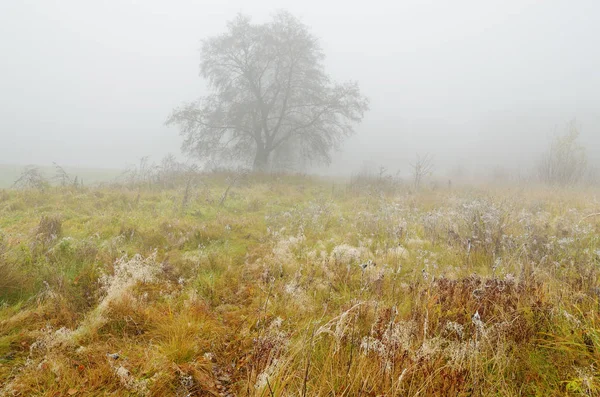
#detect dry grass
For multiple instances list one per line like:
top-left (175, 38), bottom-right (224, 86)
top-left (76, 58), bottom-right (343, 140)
top-left (1, 175), bottom-right (600, 395)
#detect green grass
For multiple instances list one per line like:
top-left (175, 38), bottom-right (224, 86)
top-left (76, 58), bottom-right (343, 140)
top-left (1, 174), bottom-right (600, 395)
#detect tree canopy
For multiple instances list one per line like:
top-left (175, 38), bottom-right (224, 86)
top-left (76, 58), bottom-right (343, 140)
top-left (167, 11), bottom-right (369, 171)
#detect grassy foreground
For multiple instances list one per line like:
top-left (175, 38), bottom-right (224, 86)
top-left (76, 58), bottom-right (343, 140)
top-left (1, 174), bottom-right (600, 396)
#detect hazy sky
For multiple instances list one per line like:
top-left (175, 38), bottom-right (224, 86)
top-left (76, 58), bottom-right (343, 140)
top-left (1, 0), bottom-right (598, 174)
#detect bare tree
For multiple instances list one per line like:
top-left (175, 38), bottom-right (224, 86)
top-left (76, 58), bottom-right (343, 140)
top-left (13, 166), bottom-right (49, 190)
top-left (410, 153), bottom-right (434, 189)
top-left (537, 119), bottom-right (587, 186)
top-left (411, 153), bottom-right (434, 189)
top-left (53, 162), bottom-right (74, 187)
top-left (167, 11), bottom-right (369, 171)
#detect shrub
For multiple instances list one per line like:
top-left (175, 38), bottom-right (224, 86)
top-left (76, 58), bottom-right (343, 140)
top-left (36, 215), bottom-right (63, 243)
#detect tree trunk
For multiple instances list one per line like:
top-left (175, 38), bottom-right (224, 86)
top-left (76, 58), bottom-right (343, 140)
top-left (253, 145), bottom-right (270, 172)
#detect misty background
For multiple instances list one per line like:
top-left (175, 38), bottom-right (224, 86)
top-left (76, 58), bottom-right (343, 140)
top-left (1, 0), bottom-right (599, 178)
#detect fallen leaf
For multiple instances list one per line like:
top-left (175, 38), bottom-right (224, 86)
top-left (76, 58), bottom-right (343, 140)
top-left (67, 388), bottom-right (78, 395)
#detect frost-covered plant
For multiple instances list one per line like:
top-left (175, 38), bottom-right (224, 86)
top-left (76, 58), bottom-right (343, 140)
top-left (107, 357), bottom-right (150, 396)
top-left (97, 253), bottom-right (159, 312)
top-left (330, 244), bottom-right (368, 265)
top-left (272, 235), bottom-right (305, 264)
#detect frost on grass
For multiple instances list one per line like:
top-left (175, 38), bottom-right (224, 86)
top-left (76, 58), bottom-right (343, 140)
top-left (252, 317), bottom-right (289, 392)
top-left (28, 253), bottom-right (161, 356)
top-left (28, 325), bottom-right (73, 354)
top-left (76, 252), bottom-right (160, 338)
top-left (254, 317), bottom-right (290, 362)
top-left (254, 358), bottom-right (282, 391)
top-left (386, 245), bottom-right (409, 260)
top-left (1, 254), bottom-right (162, 396)
top-left (107, 360), bottom-right (150, 396)
top-left (360, 319), bottom-right (417, 370)
top-left (316, 302), bottom-right (371, 350)
top-left (272, 235), bottom-right (305, 264)
top-left (283, 271), bottom-right (311, 308)
top-left (98, 253), bottom-right (159, 311)
top-left (330, 244), bottom-right (368, 265)
top-left (360, 317), bottom-right (481, 371)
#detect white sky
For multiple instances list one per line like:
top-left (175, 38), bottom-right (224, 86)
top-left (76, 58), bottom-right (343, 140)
top-left (1, 0), bottom-right (598, 174)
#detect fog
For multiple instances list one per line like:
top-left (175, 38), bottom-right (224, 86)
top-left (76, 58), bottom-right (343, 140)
top-left (1, 0), bottom-right (599, 176)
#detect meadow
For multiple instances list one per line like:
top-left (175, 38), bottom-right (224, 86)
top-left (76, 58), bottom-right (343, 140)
top-left (1, 173), bottom-right (600, 396)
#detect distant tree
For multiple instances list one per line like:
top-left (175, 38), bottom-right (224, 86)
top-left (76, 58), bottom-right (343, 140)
top-left (53, 162), bottom-right (74, 187)
top-left (167, 11), bottom-right (369, 171)
top-left (537, 120), bottom-right (587, 186)
top-left (410, 153), bottom-right (434, 188)
top-left (13, 166), bottom-right (49, 190)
